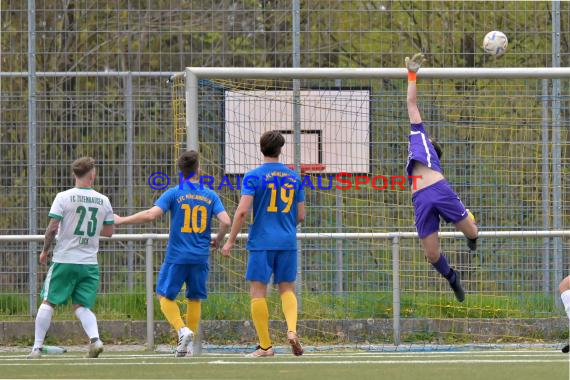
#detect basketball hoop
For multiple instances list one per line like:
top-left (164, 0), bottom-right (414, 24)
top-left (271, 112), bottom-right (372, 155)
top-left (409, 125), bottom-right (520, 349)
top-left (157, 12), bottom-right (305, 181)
top-left (286, 163), bottom-right (326, 174)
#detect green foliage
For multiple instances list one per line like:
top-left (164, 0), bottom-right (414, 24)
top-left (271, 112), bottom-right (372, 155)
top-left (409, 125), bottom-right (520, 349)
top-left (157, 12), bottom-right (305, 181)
top-left (0, 292), bottom-right (555, 321)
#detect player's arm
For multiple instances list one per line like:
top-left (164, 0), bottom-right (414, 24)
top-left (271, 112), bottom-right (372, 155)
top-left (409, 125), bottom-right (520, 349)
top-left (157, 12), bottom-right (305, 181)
top-left (405, 53), bottom-right (426, 124)
top-left (297, 201), bottom-right (305, 224)
top-left (222, 195), bottom-right (253, 256)
top-left (114, 206), bottom-right (164, 225)
top-left (406, 79), bottom-right (422, 124)
top-left (213, 211), bottom-right (231, 250)
top-left (39, 218), bottom-right (60, 265)
top-left (100, 224), bottom-right (114, 237)
top-left (101, 199), bottom-right (115, 237)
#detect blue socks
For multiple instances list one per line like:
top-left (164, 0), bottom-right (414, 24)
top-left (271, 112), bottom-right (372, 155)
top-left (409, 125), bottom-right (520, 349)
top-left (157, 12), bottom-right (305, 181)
top-left (431, 254), bottom-right (456, 284)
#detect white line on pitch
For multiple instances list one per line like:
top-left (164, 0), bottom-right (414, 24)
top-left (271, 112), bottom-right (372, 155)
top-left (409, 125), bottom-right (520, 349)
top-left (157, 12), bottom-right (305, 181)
top-left (0, 359), bottom-right (566, 366)
top-left (0, 349), bottom-right (560, 358)
top-left (0, 353), bottom-right (561, 361)
top-left (0, 352), bottom-right (563, 361)
top-left (0, 354), bottom-right (173, 360)
top-left (206, 359), bottom-right (568, 365)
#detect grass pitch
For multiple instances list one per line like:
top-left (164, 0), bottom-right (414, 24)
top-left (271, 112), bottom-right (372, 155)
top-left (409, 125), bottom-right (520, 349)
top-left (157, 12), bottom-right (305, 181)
top-left (0, 349), bottom-right (567, 380)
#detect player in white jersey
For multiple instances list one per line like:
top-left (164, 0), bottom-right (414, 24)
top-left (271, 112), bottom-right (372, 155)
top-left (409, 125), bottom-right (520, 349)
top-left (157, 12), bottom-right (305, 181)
top-left (28, 157), bottom-right (114, 359)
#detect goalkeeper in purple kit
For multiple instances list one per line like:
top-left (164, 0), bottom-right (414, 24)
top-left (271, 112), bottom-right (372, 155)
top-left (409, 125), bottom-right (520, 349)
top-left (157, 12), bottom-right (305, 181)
top-left (405, 53), bottom-right (479, 302)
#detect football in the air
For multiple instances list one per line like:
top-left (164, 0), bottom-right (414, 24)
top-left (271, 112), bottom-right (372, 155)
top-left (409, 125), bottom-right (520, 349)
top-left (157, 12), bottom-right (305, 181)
top-left (483, 31), bottom-right (508, 57)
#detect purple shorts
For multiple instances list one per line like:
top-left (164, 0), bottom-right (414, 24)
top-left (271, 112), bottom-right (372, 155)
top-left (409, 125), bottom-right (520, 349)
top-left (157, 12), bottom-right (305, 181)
top-left (412, 179), bottom-right (468, 239)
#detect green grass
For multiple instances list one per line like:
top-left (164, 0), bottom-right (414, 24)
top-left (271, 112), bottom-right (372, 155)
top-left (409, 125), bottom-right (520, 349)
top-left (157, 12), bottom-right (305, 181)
top-left (0, 350), bottom-right (566, 380)
top-left (0, 292), bottom-right (557, 321)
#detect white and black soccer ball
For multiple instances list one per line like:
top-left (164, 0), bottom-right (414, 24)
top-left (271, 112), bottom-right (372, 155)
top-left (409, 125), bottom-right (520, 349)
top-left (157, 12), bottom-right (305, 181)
top-left (483, 31), bottom-right (508, 57)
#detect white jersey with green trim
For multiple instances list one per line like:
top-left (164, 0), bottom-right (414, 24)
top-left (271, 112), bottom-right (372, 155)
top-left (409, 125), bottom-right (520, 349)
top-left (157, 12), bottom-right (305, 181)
top-left (48, 187), bottom-right (114, 264)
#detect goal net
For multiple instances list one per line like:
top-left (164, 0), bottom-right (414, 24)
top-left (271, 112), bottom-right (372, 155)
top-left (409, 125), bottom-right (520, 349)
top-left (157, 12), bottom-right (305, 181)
top-left (171, 71), bottom-right (567, 350)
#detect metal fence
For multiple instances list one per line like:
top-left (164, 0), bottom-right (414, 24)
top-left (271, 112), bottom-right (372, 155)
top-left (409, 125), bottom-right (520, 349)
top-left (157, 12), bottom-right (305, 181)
top-left (1, 71), bottom-right (176, 312)
top-left (4, 1), bottom-right (569, 71)
top-left (1, 68), bottom-right (569, 318)
top-left (2, 231), bottom-right (568, 348)
top-left (1, 0), bottom-right (570, 346)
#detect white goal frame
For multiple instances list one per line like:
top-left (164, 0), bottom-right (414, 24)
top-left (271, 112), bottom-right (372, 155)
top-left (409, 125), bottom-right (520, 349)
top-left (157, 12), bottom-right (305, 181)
top-left (176, 67), bottom-right (570, 152)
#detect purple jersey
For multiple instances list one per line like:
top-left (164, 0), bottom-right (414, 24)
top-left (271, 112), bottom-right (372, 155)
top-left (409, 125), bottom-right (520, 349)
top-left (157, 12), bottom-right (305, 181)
top-left (405, 122), bottom-right (443, 177)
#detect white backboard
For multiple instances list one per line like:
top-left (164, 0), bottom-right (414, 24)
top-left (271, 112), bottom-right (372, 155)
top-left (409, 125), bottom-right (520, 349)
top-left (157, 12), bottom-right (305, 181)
top-left (224, 89), bottom-right (370, 174)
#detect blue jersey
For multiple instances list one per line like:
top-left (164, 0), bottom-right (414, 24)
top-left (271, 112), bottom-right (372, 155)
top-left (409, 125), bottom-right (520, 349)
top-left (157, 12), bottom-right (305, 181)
top-left (242, 162), bottom-right (305, 251)
top-left (155, 183), bottom-right (225, 264)
top-left (406, 122), bottom-right (443, 177)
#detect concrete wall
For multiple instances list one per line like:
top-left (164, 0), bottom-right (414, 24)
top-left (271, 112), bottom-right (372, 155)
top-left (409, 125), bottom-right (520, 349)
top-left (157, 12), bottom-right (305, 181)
top-left (1, 318), bottom-right (566, 345)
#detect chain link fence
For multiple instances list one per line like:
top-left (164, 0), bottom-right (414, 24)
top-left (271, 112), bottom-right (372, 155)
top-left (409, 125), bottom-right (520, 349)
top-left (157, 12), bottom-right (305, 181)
top-left (1, 1), bottom-right (569, 346)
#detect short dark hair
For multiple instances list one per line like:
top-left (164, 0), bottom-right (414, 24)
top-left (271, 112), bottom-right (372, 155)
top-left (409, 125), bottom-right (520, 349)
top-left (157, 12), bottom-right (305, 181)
top-left (260, 130), bottom-right (285, 158)
top-left (72, 157), bottom-right (95, 178)
top-left (431, 139), bottom-right (443, 160)
top-left (177, 150), bottom-right (199, 177)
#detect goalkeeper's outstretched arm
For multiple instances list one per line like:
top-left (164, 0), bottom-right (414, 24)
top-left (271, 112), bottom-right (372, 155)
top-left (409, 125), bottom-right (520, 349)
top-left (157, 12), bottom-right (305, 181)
top-left (407, 80), bottom-right (422, 124)
top-left (405, 53), bottom-right (425, 124)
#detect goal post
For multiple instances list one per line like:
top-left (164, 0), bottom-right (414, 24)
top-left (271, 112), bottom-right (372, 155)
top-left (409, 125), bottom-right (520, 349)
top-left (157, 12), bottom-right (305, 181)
top-left (170, 67), bottom-right (569, 350)
top-left (178, 67), bottom-right (570, 157)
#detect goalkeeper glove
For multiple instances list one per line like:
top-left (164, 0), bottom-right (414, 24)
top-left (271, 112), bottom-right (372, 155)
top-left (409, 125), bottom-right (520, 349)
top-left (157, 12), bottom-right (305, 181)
top-left (405, 52), bottom-right (426, 73)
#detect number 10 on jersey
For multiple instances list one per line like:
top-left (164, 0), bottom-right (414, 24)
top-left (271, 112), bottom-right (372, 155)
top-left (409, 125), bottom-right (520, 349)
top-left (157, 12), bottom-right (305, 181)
top-left (180, 204), bottom-right (207, 233)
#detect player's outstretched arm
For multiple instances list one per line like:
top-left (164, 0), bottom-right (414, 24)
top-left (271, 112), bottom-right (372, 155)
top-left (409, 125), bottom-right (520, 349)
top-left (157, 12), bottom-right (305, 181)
top-left (405, 53), bottom-right (425, 124)
top-left (114, 206), bottom-right (164, 225)
top-left (39, 218), bottom-right (60, 264)
top-left (213, 211), bottom-right (231, 251)
top-left (222, 195), bottom-right (253, 256)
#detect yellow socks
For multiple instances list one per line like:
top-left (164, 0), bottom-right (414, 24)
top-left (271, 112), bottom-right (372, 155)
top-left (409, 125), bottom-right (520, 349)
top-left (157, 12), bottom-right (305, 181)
top-left (159, 297), bottom-right (185, 332)
top-left (185, 299), bottom-right (201, 334)
top-left (251, 298), bottom-right (271, 349)
top-left (280, 291), bottom-right (298, 333)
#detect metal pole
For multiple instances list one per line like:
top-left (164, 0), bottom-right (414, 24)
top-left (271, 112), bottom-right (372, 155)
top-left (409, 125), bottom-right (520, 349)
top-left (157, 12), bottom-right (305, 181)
top-left (551, 0), bottom-right (562, 308)
top-left (145, 238), bottom-right (154, 350)
top-left (185, 69), bottom-right (202, 353)
top-left (541, 79), bottom-right (550, 295)
top-left (4, 68), bottom-right (570, 80)
top-left (335, 187), bottom-right (343, 293)
top-left (125, 73), bottom-right (134, 291)
top-left (185, 69), bottom-right (199, 151)
top-left (0, 71), bottom-right (174, 78)
top-left (292, 0), bottom-right (302, 311)
top-left (9, 230), bottom-right (570, 242)
top-left (392, 237), bottom-right (400, 346)
top-left (334, 79), bottom-right (343, 294)
top-left (184, 67), bottom-right (570, 80)
top-left (27, 0), bottom-right (38, 317)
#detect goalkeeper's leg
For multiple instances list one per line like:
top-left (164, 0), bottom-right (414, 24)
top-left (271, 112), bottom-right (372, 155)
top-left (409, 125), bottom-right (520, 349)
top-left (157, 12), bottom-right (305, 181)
top-left (454, 209), bottom-right (478, 251)
top-left (422, 233), bottom-right (464, 302)
top-left (559, 276), bottom-right (570, 353)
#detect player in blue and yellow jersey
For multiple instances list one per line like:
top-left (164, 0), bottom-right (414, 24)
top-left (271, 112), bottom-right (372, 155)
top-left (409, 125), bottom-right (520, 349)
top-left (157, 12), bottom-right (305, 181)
top-left (115, 150), bottom-right (231, 357)
top-left (405, 53), bottom-right (478, 302)
top-left (223, 130), bottom-right (306, 357)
